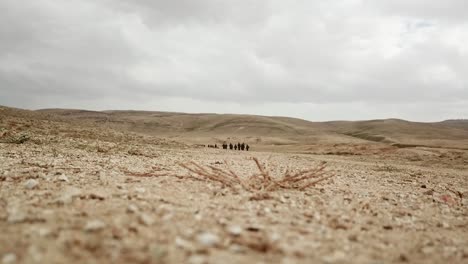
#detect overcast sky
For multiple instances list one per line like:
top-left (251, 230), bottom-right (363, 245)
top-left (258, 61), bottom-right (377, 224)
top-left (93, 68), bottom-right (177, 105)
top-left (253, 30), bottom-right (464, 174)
top-left (1, 0), bottom-right (467, 121)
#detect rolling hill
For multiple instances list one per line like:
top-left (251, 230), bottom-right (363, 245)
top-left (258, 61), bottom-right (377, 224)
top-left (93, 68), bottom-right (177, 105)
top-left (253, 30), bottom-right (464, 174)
top-left (34, 108), bottom-right (468, 149)
top-left (2, 105), bottom-right (467, 150)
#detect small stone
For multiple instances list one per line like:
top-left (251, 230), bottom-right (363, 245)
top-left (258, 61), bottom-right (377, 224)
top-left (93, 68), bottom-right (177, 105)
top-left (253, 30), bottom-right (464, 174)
top-left (188, 255), bottom-right (207, 264)
top-left (175, 237), bottom-right (194, 251)
top-left (227, 225), bottom-right (242, 236)
top-left (88, 191), bottom-right (106, 200)
top-left (246, 226), bottom-right (262, 232)
top-left (437, 222), bottom-right (450, 228)
top-left (322, 250), bottom-right (346, 263)
top-left (196, 232), bottom-right (220, 247)
top-left (162, 213), bottom-right (173, 221)
top-left (149, 244), bottom-right (167, 262)
top-left (24, 179), bottom-right (39, 189)
top-left (138, 213), bottom-right (154, 226)
top-left (135, 187), bottom-right (146, 193)
top-left (57, 175), bottom-right (69, 182)
top-left (194, 214), bottom-right (202, 221)
top-left (2, 253), bottom-right (16, 264)
top-left (280, 196), bottom-right (287, 203)
top-left (127, 204), bottom-right (138, 214)
top-left (348, 234), bottom-right (358, 242)
top-left (399, 254), bottom-right (409, 262)
top-left (56, 187), bottom-right (82, 205)
top-left (421, 246), bottom-right (435, 255)
top-left (84, 220), bottom-right (106, 232)
top-left (27, 245), bottom-right (42, 263)
top-left (229, 244), bottom-right (246, 253)
top-left (421, 184), bottom-right (427, 189)
top-left (7, 208), bottom-right (27, 223)
top-left (423, 189), bottom-right (434, 195)
top-left (37, 228), bottom-right (51, 237)
top-left (269, 232), bottom-right (281, 243)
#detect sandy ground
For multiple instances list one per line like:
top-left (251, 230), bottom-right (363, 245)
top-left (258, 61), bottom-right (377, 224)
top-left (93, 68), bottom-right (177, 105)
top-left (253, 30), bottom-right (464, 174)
top-left (1, 113), bottom-right (468, 264)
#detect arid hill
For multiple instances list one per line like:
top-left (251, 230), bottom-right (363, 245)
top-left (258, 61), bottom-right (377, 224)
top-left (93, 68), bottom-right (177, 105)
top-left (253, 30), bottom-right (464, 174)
top-left (1, 105), bottom-right (467, 150)
top-left (34, 107), bottom-right (468, 150)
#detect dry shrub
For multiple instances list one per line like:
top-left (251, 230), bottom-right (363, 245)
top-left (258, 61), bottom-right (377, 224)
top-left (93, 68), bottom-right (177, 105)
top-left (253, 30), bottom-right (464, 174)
top-left (179, 157), bottom-right (334, 192)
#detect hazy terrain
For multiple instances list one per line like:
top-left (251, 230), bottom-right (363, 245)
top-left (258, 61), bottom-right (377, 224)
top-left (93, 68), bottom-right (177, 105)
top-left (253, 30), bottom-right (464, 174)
top-left (1, 105), bottom-right (467, 264)
top-left (37, 108), bottom-right (468, 151)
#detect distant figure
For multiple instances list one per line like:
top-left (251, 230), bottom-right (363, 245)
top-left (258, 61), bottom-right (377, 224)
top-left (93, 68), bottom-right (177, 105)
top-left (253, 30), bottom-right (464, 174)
top-left (229, 143), bottom-right (233, 150)
top-left (237, 143), bottom-right (241, 151)
top-left (234, 145), bottom-right (237, 150)
top-left (214, 144), bottom-right (218, 148)
top-left (246, 144), bottom-right (250, 151)
top-left (241, 143), bottom-right (245, 151)
top-left (223, 143), bottom-right (228, 149)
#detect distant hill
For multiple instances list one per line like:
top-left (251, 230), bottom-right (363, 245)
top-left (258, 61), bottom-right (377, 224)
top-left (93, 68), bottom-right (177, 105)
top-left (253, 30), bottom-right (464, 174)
top-left (438, 119), bottom-right (468, 131)
top-left (32, 108), bottom-right (468, 149)
top-left (36, 108), bottom-right (330, 136)
top-left (2, 105), bottom-right (467, 150)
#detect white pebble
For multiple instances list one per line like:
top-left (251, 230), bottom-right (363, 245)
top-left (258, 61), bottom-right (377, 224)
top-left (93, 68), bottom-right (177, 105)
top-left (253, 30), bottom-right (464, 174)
top-left (7, 208), bottom-right (27, 224)
top-left (56, 187), bottom-right (82, 205)
top-left (84, 220), bottom-right (106, 232)
top-left (135, 187), bottom-right (146, 193)
top-left (138, 213), bottom-right (155, 226)
top-left (24, 179), bottom-right (39, 189)
top-left (188, 255), bottom-right (207, 264)
top-left (196, 232), bottom-right (220, 247)
top-left (127, 204), bottom-right (138, 214)
top-left (58, 175), bottom-right (69, 182)
top-left (194, 214), bottom-right (202, 221)
top-left (322, 250), bottom-right (346, 263)
top-left (2, 253), bottom-right (16, 264)
top-left (227, 225), bottom-right (242, 236)
top-left (175, 237), bottom-right (194, 251)
top-left (37, 228), bottom-right (51, 237)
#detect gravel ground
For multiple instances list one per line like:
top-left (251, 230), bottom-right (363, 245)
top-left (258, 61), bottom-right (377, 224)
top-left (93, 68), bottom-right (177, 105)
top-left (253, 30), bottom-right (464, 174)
top-left (1, 111), bottom-right (467, 264)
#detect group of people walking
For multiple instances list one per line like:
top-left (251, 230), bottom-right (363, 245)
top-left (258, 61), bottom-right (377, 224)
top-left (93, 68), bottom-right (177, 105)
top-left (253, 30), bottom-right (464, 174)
top-left (207, 142), bottom-right (250, 151)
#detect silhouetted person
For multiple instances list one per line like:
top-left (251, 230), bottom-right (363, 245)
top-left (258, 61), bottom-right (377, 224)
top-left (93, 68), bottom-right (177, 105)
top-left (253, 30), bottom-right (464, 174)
top-left (234, 145), bottom-right (237, 150)
top-left (214, 144), bottom-right (218, 148)
top-left (246, 144), bottom-right (250, 151)
top-left (229, 143), bottom-right (233, 150)
top-left (237, 143), bottom-right (241, 151)
top-left (241, 143), bottom-right (245, 151)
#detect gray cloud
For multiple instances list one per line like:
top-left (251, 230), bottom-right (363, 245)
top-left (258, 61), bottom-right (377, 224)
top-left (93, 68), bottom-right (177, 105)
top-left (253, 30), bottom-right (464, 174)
top-left (0, 0), bottom-right (467, 121)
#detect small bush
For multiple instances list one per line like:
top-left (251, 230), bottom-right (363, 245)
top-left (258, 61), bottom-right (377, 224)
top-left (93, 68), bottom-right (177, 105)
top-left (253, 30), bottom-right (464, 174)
top-left (179, 157), bottom-right (334, 192)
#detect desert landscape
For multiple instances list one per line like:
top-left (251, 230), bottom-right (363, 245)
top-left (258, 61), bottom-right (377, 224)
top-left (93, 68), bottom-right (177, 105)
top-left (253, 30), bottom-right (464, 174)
top-left (0, 105), bottom-right (467, 263)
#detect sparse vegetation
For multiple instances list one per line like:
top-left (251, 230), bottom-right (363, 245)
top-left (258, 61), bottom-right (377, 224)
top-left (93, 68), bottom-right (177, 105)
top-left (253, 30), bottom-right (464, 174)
top-left (179, 157), bottom-right (334, 192)
top-left (0, 132), bottom-right (30, 144)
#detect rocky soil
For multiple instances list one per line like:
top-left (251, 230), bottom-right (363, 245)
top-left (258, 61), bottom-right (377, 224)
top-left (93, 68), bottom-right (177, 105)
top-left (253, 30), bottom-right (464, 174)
top-left (1, 109), bottom-right (467, 263)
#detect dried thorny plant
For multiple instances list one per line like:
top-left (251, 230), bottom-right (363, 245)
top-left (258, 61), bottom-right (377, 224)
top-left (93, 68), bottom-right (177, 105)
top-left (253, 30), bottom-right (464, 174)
top-left (179, 157), bottom-right (334, 193)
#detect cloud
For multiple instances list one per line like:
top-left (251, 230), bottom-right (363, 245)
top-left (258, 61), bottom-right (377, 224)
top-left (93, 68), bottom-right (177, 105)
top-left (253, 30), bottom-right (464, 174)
top-left (0, 0), bottom-right (467, 121)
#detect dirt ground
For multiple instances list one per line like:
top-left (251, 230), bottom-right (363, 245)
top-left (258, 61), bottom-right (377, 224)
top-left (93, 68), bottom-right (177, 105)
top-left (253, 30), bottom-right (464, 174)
top-left (1, 111), bottom-right (467, 264)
